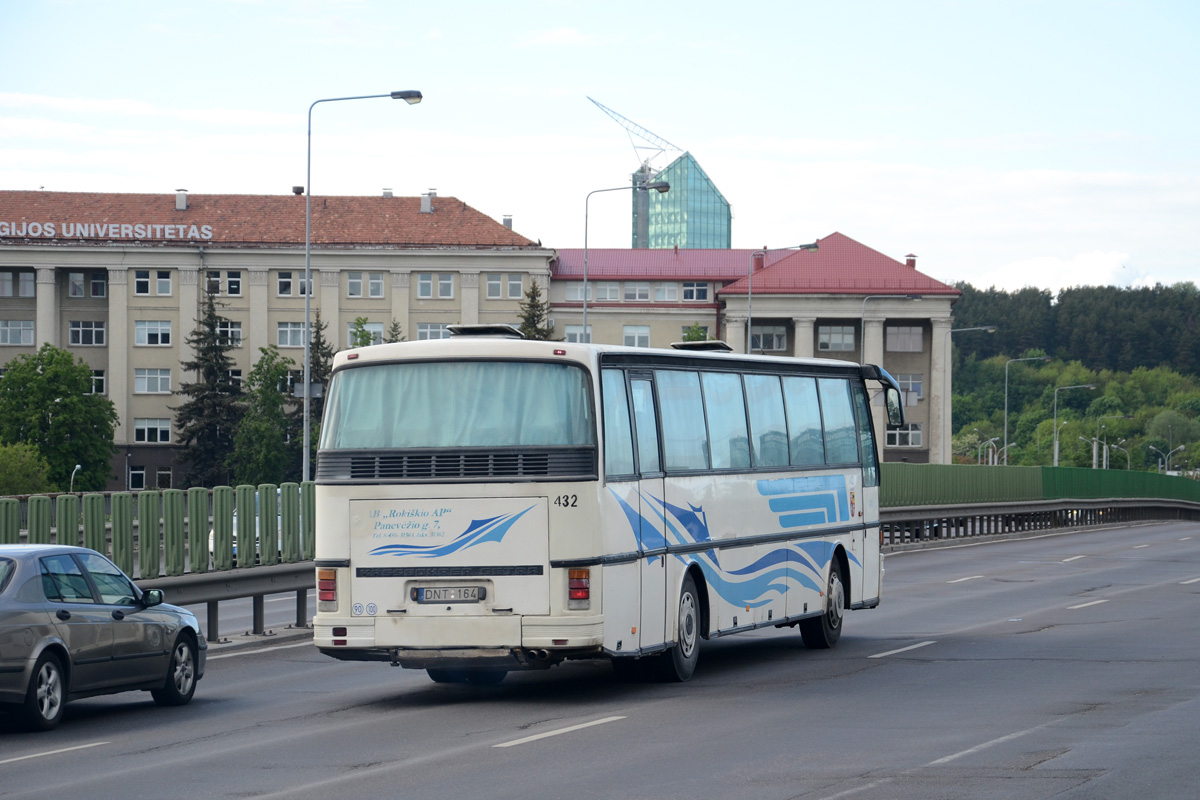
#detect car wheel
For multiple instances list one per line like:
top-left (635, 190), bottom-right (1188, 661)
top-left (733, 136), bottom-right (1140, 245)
top-left (657, 573), bottom-right (700, 682)
top-left (23, 651), bottom-right (66, 731)
top-left (152, 634), bottom-right (198, 706)
top-left (800, 561), bottom-right (845, 649)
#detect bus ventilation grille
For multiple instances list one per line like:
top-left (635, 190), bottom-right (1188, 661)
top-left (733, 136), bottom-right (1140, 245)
top-left (317, 448), bottom-right (596, 481)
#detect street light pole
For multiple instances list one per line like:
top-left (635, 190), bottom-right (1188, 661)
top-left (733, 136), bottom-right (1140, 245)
top-left (1094, 414), bottom-right (1133, 468)
top-left (747, 242), bottom-right (820, 354)
top-left (1149, 444), bottom-right (1185, 473)
top-left (941, 325), bottom-right (997, 462)
top-left (1003, 356), bottom-right (1050, 465)
top-left (858, 294), bottom-right (922, 364)
top-left (583, 181), bottom-right (669, 343)
top-left (303, 90), bottom-right (422, 483)
top-left (1052, 383), bottom-right (1097, 467)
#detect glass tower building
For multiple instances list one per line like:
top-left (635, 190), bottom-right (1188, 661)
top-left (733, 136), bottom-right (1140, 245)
top-left (632, 152), bottom-right (731, 249)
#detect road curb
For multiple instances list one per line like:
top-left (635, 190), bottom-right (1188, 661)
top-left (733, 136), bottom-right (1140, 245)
top-left (204, 625), bottom-right (314, 653)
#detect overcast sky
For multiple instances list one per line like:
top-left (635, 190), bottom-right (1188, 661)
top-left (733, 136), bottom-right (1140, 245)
top-left (2, 0), bottom-right (1197, 294)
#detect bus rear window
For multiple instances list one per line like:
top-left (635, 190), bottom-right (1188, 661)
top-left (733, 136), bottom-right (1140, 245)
top-left (319, 360), bottom-right (595, 450)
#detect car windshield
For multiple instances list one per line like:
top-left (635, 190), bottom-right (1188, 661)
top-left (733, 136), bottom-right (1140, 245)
top-left (0, 557), bottom-right (13, 593)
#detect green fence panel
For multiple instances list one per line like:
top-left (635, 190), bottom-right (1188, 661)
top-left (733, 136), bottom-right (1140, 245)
top-left (28, 496), bottom-right (51, 544)
top-left (187, 487), bottom-right (209, 574)
top-left (163, 489), bottom-right (186, 577)
top-left (210, 486), bottom-right (234, 571)
top-left (1043, 466), bottom-right (1200, 503)
top-left (82, 494), bottom-right (106, 554)
top-left (111, 493), bottom-right (134, 575)
top-left (259, 483), bottom-right (279, 567)
top-left (138, 490), bottom-right (162, 579)
top-left (233, 484), bottom-right (256, 569)
top-left (56, 494), bottom-right (80, 546)
top-left (280, 482), bottom-right (300, 564)
top-left (0, 499), bottom-right (19, 544)
top-left (301, 481), bottom-right (315, 561)
top-left (881, 463), bottom-right (1043, 507)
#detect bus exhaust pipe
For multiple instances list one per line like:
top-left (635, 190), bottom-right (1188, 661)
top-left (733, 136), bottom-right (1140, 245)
top-left (527, 649), bottom-right (550, 661)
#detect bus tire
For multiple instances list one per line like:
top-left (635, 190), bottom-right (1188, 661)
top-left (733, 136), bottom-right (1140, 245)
top-left (658, 574), bottom-right (700, 681)
top-left (801, 561), bottom-right (845, 649)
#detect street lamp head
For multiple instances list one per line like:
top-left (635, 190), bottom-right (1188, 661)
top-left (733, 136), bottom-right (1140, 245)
top-left (642, 180), bottom-right (670, 193)
top-left (390, 90), bottom-right (423, 104)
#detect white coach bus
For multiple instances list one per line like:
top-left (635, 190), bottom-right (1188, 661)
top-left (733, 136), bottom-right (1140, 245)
top-left (313, 326), bottom-right (903, 684)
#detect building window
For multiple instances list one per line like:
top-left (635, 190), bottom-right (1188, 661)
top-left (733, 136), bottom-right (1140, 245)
top-left (654, 283), bottom-right (678, 301)
top-left (595, 282), bottom-right (620, 301)
top-left (417, 323), bottom-right (451, 340)
top-left (624, 282), bottom-right (650, 301)
top-left (134, 270), bottom-right (151, 295)
top-left (218, 321), bottom-right (243, 347)
top-left (369, 272), bottom-right (385, 298)
top-left (68, 273), bottom-right (85, 298)
top-left (417, 273), bottom-right (433, 298)
top-left (0, 274), bottom-right (10, 297)
top-left (818, 325), bottom-right (855, 352)
top-left (135, 368), bottom-right (172, 394)
top-left (90, 273), bottom-right (106, 298)
top-left (347, 272), bottom-right (364, 297)
top-left (135, 321), bottom-right (171, 346)
top-left (751, 325), bottom-right (787, 352)
top-left (486, 274), bottom-right (503, 299)
top-left (683, 282), bottom-right (709, 301)
top-left (507, 274), bottom-right (522, 299)
top-left (886, 326), bottom-right (923, 352)
top-left (438, 273), bottom-right (454, 298)
top-left (278, 272), bottom-right (293, 296)
top-left (91, 370), bottom-right (105, 395)
top-left (623, 325), bottom-right (650, 348)
top-left (886, 422), bottom-right (923, 448)
top-left (69, 320), bottom-right (106, 346)
top-left (895, 373), bottom-right (924, 406)
top-left (157, 270), bottom-right (172, 295)
top-left (2, 272), bottom-right (35, 298)
top-left (156, 467), bottom-right (173, 489)
top-left (0, 320), bottom-right (35, 345)
top-left (346, 321), bottom-right (384, 346)
top-left (228, 369), bottom-right (243, 387)
top-left (206, 270), bottom-right (242, 296)
top-left (566, 282), bottom-right (590, 302)
top-left (565, 325), bottom-right (591, 343)
top-left (278, 322), bottom-right (307, 347)
top-left (134, 418), bottom-right (172, 443)
top-left (129, 466), bottom-right (146, 491)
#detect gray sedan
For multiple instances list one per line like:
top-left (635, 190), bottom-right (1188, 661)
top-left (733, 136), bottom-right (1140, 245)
top-left (0, 544), bottom-right (206, 731)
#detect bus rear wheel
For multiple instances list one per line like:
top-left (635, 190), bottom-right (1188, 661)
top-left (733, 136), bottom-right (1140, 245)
top-left (801, 562), bottom-right (845, 649)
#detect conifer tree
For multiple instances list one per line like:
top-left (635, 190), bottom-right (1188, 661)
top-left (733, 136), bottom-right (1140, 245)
top-left (174, 293), bottom-right (242, 487)
top-left (517, 279), bottom-right (556, 340)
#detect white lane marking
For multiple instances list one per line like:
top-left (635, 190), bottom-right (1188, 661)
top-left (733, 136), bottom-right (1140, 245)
top-left (1133, 544), bottom-right (1150, 549)
top-left (494, 716), bottom-right (626, 748)
top-left (927, 721), bottom-right (1053, 765)
top-left (868, 641), bottom-right (936, 659)
top-left (1182, 537), bottom-right (1193, 541)
top-left (1062, 555), bottom-right (1086, 562)
top-left (1068, 599), bottom-right (1109, 610)
top-left (207, 640), bottom-right (313, 660)
top-left (947, 575), bottom-right (984, 584)
top-left (817, 777), bottom-right (895, 799)
top-left (1180, 577), bottom-right (1200, 585)
top-left (0, 742), bottom-right (110, 765)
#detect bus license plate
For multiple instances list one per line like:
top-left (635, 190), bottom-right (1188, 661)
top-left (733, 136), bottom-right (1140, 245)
top-left (413, 586), bottom-right (485, 604)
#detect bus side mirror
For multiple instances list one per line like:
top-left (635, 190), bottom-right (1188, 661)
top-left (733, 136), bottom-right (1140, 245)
top-left (884, 387), bottom-right (905, 427)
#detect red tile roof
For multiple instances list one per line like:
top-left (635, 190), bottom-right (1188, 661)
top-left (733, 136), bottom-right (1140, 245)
top-left (553, 233), bottom-right (959, 297)
top-left (0, 190), bottom-right (537, 249)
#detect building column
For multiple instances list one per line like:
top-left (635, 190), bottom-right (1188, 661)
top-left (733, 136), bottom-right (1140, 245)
top-left (724, 314), bottom-right (747, 353)
top-left (320, 269), bottom-right (340, 350)
top-left (460, 272), bottom-right (479, 324)
top-left (931, 318), bottom-right (952, 463)
top-left (107, 269), bottom-right (129, 446)
top-left (247, 268), bottom-right (269, 355)
top-left (862, 317), bottom-right (885, 366)
top-left (36, 268), bottom-right (57, 347)
top-left (792, 317), bottom-right (815, 358)
top-left (391, 272), bottom-right (410, 340)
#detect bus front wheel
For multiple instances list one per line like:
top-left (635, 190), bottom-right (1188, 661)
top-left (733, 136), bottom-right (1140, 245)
top-left (800, 562), bottom-right (845, 649)
top-left (658, 574), bottom-right (700, 681)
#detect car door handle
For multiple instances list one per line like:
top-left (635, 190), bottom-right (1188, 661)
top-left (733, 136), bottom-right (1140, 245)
top-left (112, 610), bottom-right (125, 621)
top-left (56, 609), bottom-right (71, 621)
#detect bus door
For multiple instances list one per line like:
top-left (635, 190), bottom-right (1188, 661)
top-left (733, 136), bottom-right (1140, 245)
top-left (629, 373), bottom-right (667, 649)
top-left (852, 384), bottom-right (882, 602)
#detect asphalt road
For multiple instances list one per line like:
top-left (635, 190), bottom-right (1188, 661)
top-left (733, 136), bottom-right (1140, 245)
top-left (2, 520), bottom-right (1198, 799)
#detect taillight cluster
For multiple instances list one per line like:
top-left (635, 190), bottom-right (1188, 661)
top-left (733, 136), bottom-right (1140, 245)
top-left (318, 568), bottom-right (337, 613)
top-left (568, 568), bottom-right (590, 610)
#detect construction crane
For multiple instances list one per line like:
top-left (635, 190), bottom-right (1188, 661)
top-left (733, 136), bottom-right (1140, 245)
top-left (588, 96), bottom-right (682, 180)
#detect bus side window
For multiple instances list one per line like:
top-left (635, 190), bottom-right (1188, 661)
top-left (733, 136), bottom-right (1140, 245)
top-left (782, 376), bottom-right (825, 466)
top-left (701, 371), bottom-right (750, 470)
top-left (656, 370), bottom-right (709, 471)
top-left (601, 369), bottom-right (635, 477)
top-left (745, 374), bottom-right (788, 468)
top-left (852, 384), bottom-right (879, 487)
top-left (630, 377), bottom-right (661, 474)
top-left (818, 378), bottom-right (859, 465)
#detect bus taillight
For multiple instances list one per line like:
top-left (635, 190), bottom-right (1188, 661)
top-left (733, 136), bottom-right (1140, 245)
top-left (569, 568), bottom-right (590, 610)
top-left (318, 568), bottom-right (337, 611)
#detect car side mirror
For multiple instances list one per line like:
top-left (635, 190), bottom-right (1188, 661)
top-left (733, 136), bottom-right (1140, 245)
top-left (142, 589), bottom-right (164, 607)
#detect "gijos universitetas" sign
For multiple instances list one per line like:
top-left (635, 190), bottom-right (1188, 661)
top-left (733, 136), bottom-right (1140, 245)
top-left (0, 221), bottom-right (214, 240)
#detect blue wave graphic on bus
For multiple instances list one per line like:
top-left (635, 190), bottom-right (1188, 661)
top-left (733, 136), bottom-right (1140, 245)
top-left (367, 507), bottom-right (534, 558)
top-left (757, 475), bottom-right (849, 528)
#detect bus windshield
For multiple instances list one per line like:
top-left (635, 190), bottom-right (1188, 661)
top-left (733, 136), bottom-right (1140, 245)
top-left (319, 360), bottom-right (595, 450)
